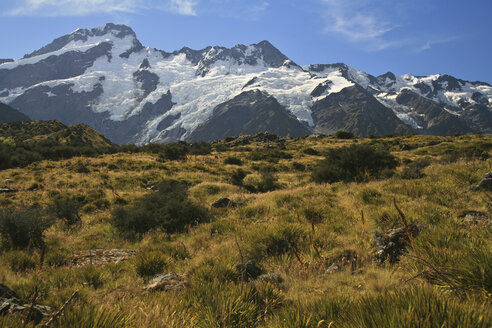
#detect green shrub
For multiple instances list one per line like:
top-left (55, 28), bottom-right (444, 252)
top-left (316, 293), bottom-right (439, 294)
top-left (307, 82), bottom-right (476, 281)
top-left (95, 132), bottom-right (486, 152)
top-left (230, 168), bottom-right (247, 186)
top-left (189, 142), bottom-right (212, 155)
top-left (312, 144), bottom-right (398, 183)
top-left (49, 195), bottom-right (82, 226)
top-left (134, 250), bottom-right (166, 277)
top-left (303, 148), bottom-right (319, 156)
top-left (248, 149), bottom-right (292, 162)
top-left (0, 206), bottom-right (53, 249)
top-left (45, 247), bottom-right (70, 267)
top-left (158, 142), bottom-right (189, 161)
top-left (224, 156), bottom-right (243, 165)
top-left (110, 180), bottom-right (210, 237)
top-left (358, 188), bottom-right (383, 204)
top-left (292, 162), bottom-right (305, 171)
top-left (399, 157), bottom-right (432, 179)
top-left (74, 160), bottom-right (90, 173)
top-left (5, 250), bottom-right (38, 272)
top-left (80, 266), bottom-right (106, 289)
top-left (333, 130), bottom-right (355, 139)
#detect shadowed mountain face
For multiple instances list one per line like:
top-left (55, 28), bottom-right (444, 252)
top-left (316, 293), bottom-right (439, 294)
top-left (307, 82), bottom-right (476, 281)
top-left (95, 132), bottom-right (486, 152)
top-left (0, 103), bottom-right (30, 124)
top-left (0, 23), bottom-right (490, 144)
top-left (187, 90), bottom-right (312, 142)
top-left (312, 85), bottom-right (412, 137)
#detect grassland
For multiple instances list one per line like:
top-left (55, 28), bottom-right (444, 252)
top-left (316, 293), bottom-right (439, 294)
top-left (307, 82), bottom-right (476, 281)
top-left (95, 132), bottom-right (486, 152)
top-left (0, 133), bottom-right (491, 327)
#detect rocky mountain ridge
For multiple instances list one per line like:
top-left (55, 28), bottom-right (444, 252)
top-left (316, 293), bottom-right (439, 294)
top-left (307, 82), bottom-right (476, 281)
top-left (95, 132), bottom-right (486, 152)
top-left (0, 23), bottom-right (490, 144)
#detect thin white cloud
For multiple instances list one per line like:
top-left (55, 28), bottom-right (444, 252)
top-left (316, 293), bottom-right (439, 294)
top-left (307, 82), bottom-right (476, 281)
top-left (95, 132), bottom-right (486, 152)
top-left (168, 0), bottom-right (198, 16)
top-left (4, 0), bottom-right (199, 17)
top-left (413, 36), bottom-right (461, 53)
top-left (319, 0), bottom-right (401, 51)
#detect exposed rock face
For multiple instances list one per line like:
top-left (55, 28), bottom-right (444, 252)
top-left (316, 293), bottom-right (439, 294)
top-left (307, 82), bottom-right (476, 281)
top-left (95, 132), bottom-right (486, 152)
top-left (71, 249), bottom-right (136, 267)
top-left (475, 172), bottom-right (492, 191)
top-left (144, 273), bottom-right (187, 292)
top-left (0, 284), bottom-right (51, 323)
top-left (395, 90), bottom-right (476, 135)
top-left (187, 90), bottom-right (312, 142)
top-left (458, 211), bottom-right (490, 225)
top-left (312, 84), bottom-right (412, 137)
top-left (0, 103), bottom-right (30, 123)
top-left (373, 224), bottom-right (424, 264)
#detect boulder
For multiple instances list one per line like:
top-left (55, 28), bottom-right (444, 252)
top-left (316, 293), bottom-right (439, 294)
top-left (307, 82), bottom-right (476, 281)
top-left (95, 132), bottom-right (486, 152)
top-left (72, 249), bottom-right (136, 267)
top-left (326, 263), bottom-right (341, 274)
top-left (211, 198), bottom-right (234, 208)
top-left (0, 284), bottom-right (51, 323)
top-left (236, 261), bottom-right (263, 281)
top-left (458, 211), bottom-right (490, 225)
top-left (144, 273), bottom-right (187, 292)
top-left (373, 224), bottom-right (424, 264)
top-left (0, 186), bottom-right (18, 193)
top-left (475, 172), bottom-right (492, 191)
top-left (258, 273), bottom-right (283, 284)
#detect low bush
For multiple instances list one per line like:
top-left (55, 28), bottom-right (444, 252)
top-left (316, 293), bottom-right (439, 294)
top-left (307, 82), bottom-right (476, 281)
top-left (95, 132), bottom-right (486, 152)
top-left (0, 206), bottom-right (53, 249)
top-left (312, 144), bottom-right (398, 183)
top-left (189, 142), bottom-right (212, 155)
top-left (134, 249), bottom-right (166, 277)
top-left (110, 179), bottom-right (210, 237)
top-left (224, 156), bottom-right (243, 165)
top-left (303, 148), bottom-right (319, 156)
top-left (158, 142), bottom-right (189, 161)
top-left (49, 195), bottom-right (82, 226)
top-left (230, 168), bottom-right (247, 186)
top-left (5, 250), bottom-right (38, 272)
top-left (399, 157), bottom-right (432, 179)
top-left (333, 130), bottom-right (355, 139)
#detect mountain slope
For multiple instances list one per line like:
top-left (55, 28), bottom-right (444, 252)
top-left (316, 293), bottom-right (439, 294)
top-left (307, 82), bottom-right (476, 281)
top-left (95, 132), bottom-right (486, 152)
top-left (0, 103), bottom-right (30, 123)
top-left (187, 90), bottom-right (312, 142)
top-left (0, 23), bottom-right (490, 144)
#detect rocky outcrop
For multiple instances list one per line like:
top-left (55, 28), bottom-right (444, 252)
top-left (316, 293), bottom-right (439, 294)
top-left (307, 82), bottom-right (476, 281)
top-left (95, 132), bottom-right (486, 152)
top-left (144, 273), bottom-right (187, 292)
top-left (0, 284), bottom-right (51, 323)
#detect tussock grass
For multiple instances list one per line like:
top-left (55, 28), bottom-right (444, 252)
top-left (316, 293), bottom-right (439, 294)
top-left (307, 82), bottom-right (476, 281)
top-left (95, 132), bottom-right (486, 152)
top-left (0, 134), bottom-right (490, 326)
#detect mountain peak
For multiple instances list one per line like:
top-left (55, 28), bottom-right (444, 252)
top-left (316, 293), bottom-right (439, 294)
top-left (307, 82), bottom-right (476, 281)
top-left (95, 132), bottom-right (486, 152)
top-left (23, 22), bottom-right (139, 59)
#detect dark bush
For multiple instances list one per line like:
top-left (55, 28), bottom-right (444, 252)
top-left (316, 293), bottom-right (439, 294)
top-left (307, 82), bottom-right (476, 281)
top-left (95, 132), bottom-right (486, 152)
top-left (399, 157), bottom-right (432, 180)
top-left (189, 142), bottom-right (212, 155)
top-left (110, 179), bottom-right (209, 237)
top-left (0, 206), bottom-right (53, 249)
top-left (73, 161), bottom-right (90, 173)
top-left (230, 168), bottom-right (247, 186)
top-left (158, 142), bottom-right (189, 161)
top-left (224, 156), bottom-right (243, 165)
top-left (303, 148), bottom-right (319, 156)
top-left (334, 130), bottom-right (355, 139)
top-left (292, 162), bottom-right (305, 171)
top-left (312, 144), bottom-right (398, 183)
top-left (248, 149), bottom-right (292, 162)
top-left (255, 170), bottom-right (280, 193)
top-left (49, 196), bottom-right (82, 226)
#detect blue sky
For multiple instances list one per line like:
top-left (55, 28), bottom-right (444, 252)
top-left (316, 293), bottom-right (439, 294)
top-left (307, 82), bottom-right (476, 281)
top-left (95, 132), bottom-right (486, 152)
top-left (1, 0), bottom-right (491, 83)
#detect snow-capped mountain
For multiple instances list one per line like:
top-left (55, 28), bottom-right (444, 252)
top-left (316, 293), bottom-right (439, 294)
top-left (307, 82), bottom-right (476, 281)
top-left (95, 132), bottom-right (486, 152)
top-left (0, 23), bottom-right (490, 144)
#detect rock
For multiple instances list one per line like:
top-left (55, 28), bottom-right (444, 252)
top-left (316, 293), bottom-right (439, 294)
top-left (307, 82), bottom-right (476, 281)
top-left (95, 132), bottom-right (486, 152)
top-left (258, 273), bottom-right (283, 284)
top-left (326, 263), bottom-right (341, 274)
top-left (0, 284), bottom-right (51, 323)
top-left (475, 172), bottom-right (492, 191)
top-left (373, 224), bottom-right (424, 264)
top-left (72, 249), bottom-right (136, 267)
top-left (212, 198), bottom-right (234, 208)
top-left (4, 179), bottom-right (13, 184)
top-left (458, 211), bottom-right (491, 224)
top-left (0, 186), bottom-right (18, 193)
top-left (236, 261), bottom-right (263, 281)
top-left (144, 273), bottom-right (187, 292)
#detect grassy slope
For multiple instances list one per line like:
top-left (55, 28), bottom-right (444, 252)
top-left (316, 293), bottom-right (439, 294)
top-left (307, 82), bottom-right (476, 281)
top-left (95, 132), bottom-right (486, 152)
top-left (0, 134), bottom-right (491, 327)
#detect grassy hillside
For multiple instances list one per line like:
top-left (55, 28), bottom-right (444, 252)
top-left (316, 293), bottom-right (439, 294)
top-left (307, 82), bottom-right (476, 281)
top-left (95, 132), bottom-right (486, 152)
top-left (0, 133), bottom-right (490, 327)
top-left (0, 120), bottom-right (116, 170)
